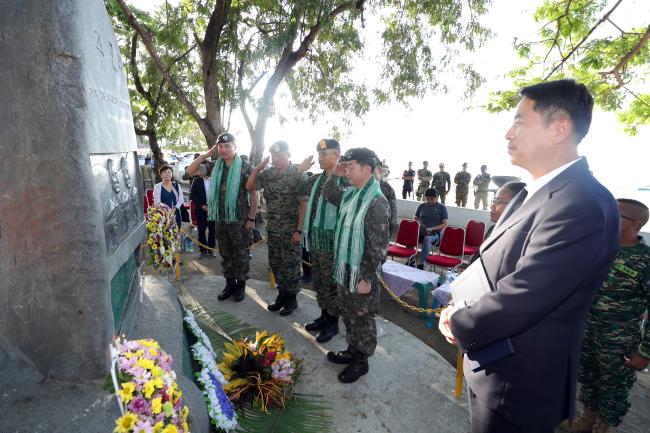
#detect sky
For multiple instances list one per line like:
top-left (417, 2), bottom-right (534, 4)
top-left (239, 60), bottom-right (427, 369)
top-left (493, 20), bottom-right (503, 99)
top-left (129, 0), bottom-right (650, 204)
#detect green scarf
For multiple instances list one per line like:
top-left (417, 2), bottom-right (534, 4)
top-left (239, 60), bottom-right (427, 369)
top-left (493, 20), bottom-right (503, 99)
top-left (333, 176), bottom-right (383, 293)
top-left (302, 173), bottom-right (339, 252)
top-left (207, 154), bottom-right (242, 222)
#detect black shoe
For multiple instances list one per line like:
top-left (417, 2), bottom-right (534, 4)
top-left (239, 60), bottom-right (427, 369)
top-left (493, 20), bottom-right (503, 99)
top-left (233, 280), bottom-right (246, 302)
top-left (326, 348), bottom-right (355, 365)
top-left (417, 264), bottom-right (424, 270)
top-left (316, 316), bottom-right (339, 343)
top-left (301, 274), bottom-right (312, 284)
top-left (217, 278), bottom-right (237, 301)
top-left (305, 310), bottom-right (327, 331)
top-left (267, 291), bottom-right (286, 312)
top-left (279, 294), bottom-right (297, 316)
top-left (337, 358), bottom-right (369, 383)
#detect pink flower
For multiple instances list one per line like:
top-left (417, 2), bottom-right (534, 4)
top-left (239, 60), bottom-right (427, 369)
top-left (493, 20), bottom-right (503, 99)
top-left (127, 396), bottom-right (150, 416)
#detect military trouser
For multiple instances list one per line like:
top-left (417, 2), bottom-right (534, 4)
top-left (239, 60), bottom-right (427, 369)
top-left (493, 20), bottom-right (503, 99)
top-left (402, 184), bottom-right (413, 200)
top-left (311, 250), bottom-right (340, 316)
top-left (216, 221), bottom-right (251, 281)
top-left (416, 182), bottom-right (430, 201)
top-left (339, 274), bottom-right (381, 358)
top-left (474, 191), bottom-right (488, 210)
top-left (435, 188), bottom-right (447, 204)
top-left (268, 232), bottom-right (302, 294)
top-left (578, 319), bottom-right (640, 426)
top-left (455, 187), bottom-right (468, 207)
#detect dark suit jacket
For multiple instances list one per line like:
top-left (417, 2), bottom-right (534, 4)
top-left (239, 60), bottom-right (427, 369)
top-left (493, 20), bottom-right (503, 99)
top-left (450, 158), bottom-right (619, 427)
top-left (190, 177), bottom-right (209, 222)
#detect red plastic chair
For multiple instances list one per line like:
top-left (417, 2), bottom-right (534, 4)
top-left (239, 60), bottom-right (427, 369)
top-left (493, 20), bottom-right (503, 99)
top-left (143, 194), bottom-right (149, 216)
top-left (387, 219), bottom-right (420, 263)
top-left (145, 189), bottom-right (154, 211)
top-left (463, 220), bottom-right (485, 256)
top-left (426, 226), bottom-right (465, 270)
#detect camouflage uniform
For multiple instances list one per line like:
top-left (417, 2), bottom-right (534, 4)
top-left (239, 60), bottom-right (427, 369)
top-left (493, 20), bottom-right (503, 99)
top-left (415, 169), bottom-right (432, 201)
top-left (454, 170), bottom-right (471, 207)
top-left (578, 237), bottom-right (650, 427)
top-left (473, 172), bottom-right (491, 210)
top-left (301, 173), bottom-right (340, 316)
top-left (213, 161), bottom-right (253, 281)
top-left (256, 164), bottom-right (306, 295)
top-left (379, 180), bottom-right (398, 238)
top-left (322, 175), bottom-right (390, 357)
top-left (432, 170), bottom-right (451, 204)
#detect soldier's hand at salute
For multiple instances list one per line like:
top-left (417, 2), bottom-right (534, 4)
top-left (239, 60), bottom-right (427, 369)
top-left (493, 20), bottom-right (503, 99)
top-left (299, 155), bottom-right (315, 173)
top-left (357, 279), bottom-right (371, 295)
top-left (624, 352), bottom-right (649, 371)
top-left (255, 156), bottom-right (270, 172)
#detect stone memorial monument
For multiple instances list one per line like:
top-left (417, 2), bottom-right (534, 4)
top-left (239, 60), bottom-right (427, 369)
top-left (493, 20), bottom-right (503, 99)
top-left (0, 0), bottom-right (144, 382)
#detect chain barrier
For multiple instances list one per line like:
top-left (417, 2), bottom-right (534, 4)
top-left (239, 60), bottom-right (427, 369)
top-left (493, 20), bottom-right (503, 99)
top-left (180, 229), bottom-right (442, 317)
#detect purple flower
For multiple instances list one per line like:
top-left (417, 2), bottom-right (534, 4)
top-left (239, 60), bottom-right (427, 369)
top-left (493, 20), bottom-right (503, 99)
top-left (209, 372), bottom-right (235, 420)
top-left (128, 396), bottom-right (150, 416)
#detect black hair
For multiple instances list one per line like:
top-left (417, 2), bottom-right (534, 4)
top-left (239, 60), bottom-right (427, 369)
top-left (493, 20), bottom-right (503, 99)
top-left (502, 181), bottom-right (527, 196)
top-left (358, 158), bottom-right (376, 173)
top-left (519, 79), bottom-right (594, 143)
top-left (424, 188), bottom-right (438, 197)
top-left (158, 164), bottom-right (172, 175)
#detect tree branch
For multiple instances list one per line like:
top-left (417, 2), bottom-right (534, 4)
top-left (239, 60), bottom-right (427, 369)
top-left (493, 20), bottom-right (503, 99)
top-left (129, 33), bottom-right (151, 103)
top-left (606, 24), bottom-right (650, 87)
top-left (114, 0), bottom-right (216, 142)
top-left (543, 0), bottom-right (624, 81)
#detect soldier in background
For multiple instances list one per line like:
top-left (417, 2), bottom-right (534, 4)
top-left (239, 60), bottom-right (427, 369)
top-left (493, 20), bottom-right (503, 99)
top-left (402, 161), bottom-right (416, 199)
top-left (563, 199), bottom-right (650, 433)
top-left (376, 159), bottom-right (398, 238)
top-left (322, 148), bottom-right (389, 384)
top-left (186, 132), bottom-right (257, 302)
top-left (415, 161), bottom-right (432, 201)
top-left (453, 162), bottom-right (471, 207)
top-left (247, 141), bottom-right (307, 316)
top-left (432, 162), bottom-right (451, 204)
top-left (473, 164), bottom-right (491, 210)
top-left (302, 139), bottom-right (342, 343)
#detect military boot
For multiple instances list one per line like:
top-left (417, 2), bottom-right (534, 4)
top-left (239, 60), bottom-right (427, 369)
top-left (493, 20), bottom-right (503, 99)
top-left (337, 356), bottom-right (369, 383)
top-left (316, 314), bottom-right (339, 343)
top-left (217, 278), bottom-right (237, 301)
top-left (326, 346), bottom-right (355, 364)
top-left (233, 280), bottom-right (246, 302)
top-left (592, 416), bottom-right (612, 433)
top-left (559, 408), bottom-right (598, 432)
top-left (267, 290), bottom-right (286, 312)
top-left (305, 310), bottom-right (327, 332)
top-left (279, 293), bottom-right (298, 316)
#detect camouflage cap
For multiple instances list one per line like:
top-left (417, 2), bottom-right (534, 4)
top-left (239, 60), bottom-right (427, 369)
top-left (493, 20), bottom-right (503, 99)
top-left (269, 140), bottom-right (289, 153)
top-left (316, 138), bottom-right (340, 151)
top-left (340, 147), bottom-right (377, 163)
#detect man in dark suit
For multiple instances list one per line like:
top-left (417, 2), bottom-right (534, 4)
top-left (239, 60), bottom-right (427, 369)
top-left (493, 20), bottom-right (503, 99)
top-left (190, 165), bottom-right (216, 258)
top-left (439, 79), bottom-right (620, 433)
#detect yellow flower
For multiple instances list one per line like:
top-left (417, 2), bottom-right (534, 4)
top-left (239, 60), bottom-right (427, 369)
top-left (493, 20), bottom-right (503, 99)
top-left (138, 339), bottom-right (160, 350)
top-left (118, 381), bottom-right (136, 403)
top-left (142, 380), bottom-right (155, 399)
top-left (180, 406), bottom-right (189, 422)
top-left (161, 424), bottom-right (178, 433)
top-left (114, 412), bottom-right (138, 433)
top-left (152, 421), bottom-right (164, 433)
top-left (152, 376), bottom-right (164, 389)
top-left (182, 421), bottom-right (189, 433)
top-left (148, 347), bottom-right (158, 357)
top-left (223, 377), bottom-right (249, 393)
top-left (151, 396), bottom-right (162, 414)
top-left (136, 358), bottom-right (155, 371)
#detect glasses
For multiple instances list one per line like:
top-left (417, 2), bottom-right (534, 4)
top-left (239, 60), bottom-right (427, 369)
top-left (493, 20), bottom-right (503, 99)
top-left (491, 198), bottom-right (510, 206)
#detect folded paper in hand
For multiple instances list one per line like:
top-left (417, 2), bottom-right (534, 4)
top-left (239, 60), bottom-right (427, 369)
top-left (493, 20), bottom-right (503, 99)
top-left (450, 258), bottom-right (492, 305)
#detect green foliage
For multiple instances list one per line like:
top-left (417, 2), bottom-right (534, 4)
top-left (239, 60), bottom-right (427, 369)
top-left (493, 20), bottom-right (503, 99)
top-left (186, 305), bottom-right (334, 433)
top-left (488, 0), bottom-right (650, 135)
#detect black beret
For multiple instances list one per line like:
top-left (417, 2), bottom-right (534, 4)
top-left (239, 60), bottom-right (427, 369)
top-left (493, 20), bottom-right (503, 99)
top-left (316, 138), bottom-right (340, 151)
top-left (216, 132), bottom-right (235, 144)
top-left (269, 140), bottom-right (289, 153)
top-left (340, 147), bottom-right (377, 162)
